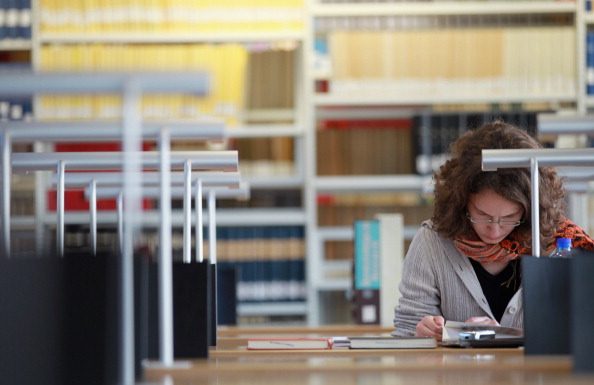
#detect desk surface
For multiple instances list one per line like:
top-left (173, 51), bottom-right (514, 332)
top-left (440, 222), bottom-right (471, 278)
top-left (143, 336), bottom-right (594, 385)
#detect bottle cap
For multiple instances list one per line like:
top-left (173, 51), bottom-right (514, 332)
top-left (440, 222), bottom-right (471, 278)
top-left (557, 238), bottom-right (572, 248)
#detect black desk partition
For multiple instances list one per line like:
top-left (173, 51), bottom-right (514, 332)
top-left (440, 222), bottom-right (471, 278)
top-left (1, 251), bottom-right (220, 385)
top-left (0, 253), bottom-right (120, 385)
top-left (523, 253), bottom-right (594, 374)
top-left (571, 254), bottom-right (594, 373)
top-left (144, 259), bottom-right (211, 359)
top-left (522, 256), bottom-right (571, 355)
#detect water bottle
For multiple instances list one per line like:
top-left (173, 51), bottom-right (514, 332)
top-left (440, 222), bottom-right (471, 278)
top-left (550, 237), bottom-right (572, 258)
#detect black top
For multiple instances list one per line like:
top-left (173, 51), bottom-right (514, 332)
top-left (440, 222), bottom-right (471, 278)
top-left (469, 258), bottom-right (522, 323)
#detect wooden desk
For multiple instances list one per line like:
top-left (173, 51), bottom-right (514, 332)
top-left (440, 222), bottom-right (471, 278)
top-left (215, 325), bottom-right (394, 350)
top-left (143, 340), bottom-right (594, 385)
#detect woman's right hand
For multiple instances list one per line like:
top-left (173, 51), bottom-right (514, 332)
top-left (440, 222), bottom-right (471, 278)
top-left (415, 315), bottom-right (445, 341)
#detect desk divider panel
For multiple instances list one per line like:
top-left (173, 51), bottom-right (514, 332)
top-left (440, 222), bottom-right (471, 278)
top-left (571, 254), bottom-right (594, 373)
top-left (521, 256), bottom-right (571, 355)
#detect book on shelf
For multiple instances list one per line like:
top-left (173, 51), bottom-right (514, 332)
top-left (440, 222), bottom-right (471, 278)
top-left (246, 337), bottom-right (333, 350)
top-left (0, 96), bottom-right (33, 121)
top-left (412, 111), bottom-right (542, 175)
top-left (348, 336), bottom-right (437, 350)
top-left (352, 220), bottom-right (381, 325)
top-left (327, 26), bottom-right (575, 99)
top-left (38, 43), bottom-right (248, 125)
top-left (587, 30), bottom-right (594, 95)
top-left (352, 214), bottom-right (404, 327)
top-left (215, 226), bottom-right (306, 304)
top-left (38, 1), bottom-right (304, 34)
top-left (316, 118), bottom-right (413, 176)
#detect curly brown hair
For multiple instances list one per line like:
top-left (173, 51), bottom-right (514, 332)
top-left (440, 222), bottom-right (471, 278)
top-left (432, 120), bottom-right (566, 251)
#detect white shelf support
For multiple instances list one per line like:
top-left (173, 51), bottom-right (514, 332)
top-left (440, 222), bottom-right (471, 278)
top-left (196, 179), bottom-right (204, 263)
top-left (531, 157), bottom-right (541, 257)
top-left (56, 160), bottom-right (65, 257)
top-left (89, 179), bottom-right (97, 256)
top-left (1, 130), bottom-right (11, 257)
top-left (183, 160), bottom-right (192, 264)
top-left (158, 127), bottom-right (174, 367)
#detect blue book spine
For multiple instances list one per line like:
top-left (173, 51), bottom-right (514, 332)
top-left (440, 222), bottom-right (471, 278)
top-left (236, 260), bottom-right (257, 303)
top-left (19, 0), bottom-right (31, 40)
top-left (0, 0), bottom-right (6, 41)
top-left (587, 31), bottom-right (594, 95)
top-left (354, 220), bottom-right (381, 290)
top-left (5, 0), bottom-right (18, 40)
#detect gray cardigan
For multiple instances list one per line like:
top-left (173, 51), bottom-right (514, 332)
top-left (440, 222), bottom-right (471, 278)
top-left (393, 221), bottom-right (523, 337)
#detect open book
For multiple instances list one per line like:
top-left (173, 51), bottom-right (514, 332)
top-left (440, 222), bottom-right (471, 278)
top-left (441, 321), bottom-right (523, 348)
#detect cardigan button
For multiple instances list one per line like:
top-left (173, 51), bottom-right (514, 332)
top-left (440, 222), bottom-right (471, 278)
top-left (508, 307), bottom-right (517, 314)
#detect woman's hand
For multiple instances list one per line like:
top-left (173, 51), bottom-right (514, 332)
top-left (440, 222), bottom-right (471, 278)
top-left (465, 316), bottom-right (500, 326)
top-left (415, 316), bottom-right (445, 341)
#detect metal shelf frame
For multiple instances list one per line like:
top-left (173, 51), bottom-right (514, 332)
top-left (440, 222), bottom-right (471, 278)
top-left (482, 147), bottom-right (594, 257)
top-left (0, 71), bottom-right (228, 383)
top-left (50, 170), bottom-right (243, 258)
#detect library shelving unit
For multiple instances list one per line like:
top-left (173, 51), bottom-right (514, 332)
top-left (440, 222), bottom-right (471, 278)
top-left (5, 1), bottom-right (594, 328)
top-left (303, 0), bottom-right (593, 325)
top-left (22, 0), bottom-right (311, 323)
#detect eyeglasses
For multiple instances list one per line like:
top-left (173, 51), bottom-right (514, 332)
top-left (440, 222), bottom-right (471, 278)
top-left (466, 212), bottom-right (524, 227)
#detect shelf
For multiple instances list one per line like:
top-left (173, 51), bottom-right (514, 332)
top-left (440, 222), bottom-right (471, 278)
top-left (244, 108), bottom-right (295, 122)
top-left (316, 106), bottom-right (420, 120)
top-left (0, 40), bottom-right (32, 51)
top-left (585, 13), bottom-right (594, 24)
top-left (310, 1), bottom-right (576, 17)
top-left (225, 124), bottom-right (305, 139)
top-left (314, 92), bottom-right (577, 107)
top-left (39, 31), bottom-right (305, 44)
top-left (315, 278), bottom-right (351, 292)
top-left (237, 301), bottom-right (307, 317)
top-left (317, 225), bottom-right (419, 242)
top-left (315, 175), bottom-right (433, 193)
top-left (245, 175), bottom-right (304, 189)
top-left (9, 216), bottom-right (36, 228)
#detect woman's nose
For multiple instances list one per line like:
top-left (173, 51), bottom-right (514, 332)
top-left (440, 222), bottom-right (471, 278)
top-left (485, 222), bottom-right (503, 236)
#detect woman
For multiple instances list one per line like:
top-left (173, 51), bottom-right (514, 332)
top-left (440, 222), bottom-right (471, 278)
top-left (393, 120), bottom-right (594, 340)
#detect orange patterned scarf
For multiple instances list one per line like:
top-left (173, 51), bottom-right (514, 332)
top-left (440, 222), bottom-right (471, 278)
top-left (454, 218), bottom-right (594, 263)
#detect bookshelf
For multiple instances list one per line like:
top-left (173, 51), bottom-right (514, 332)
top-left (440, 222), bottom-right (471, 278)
top-left (3, 0), bottom-right (594, 327)
top-left (303, 0), bottom-right (591, 326)
top-left (4, 0), bottom-right (310, 324)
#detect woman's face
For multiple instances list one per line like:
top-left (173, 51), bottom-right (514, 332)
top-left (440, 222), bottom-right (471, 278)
top-left (467, 189), bottom-right (524, 244)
